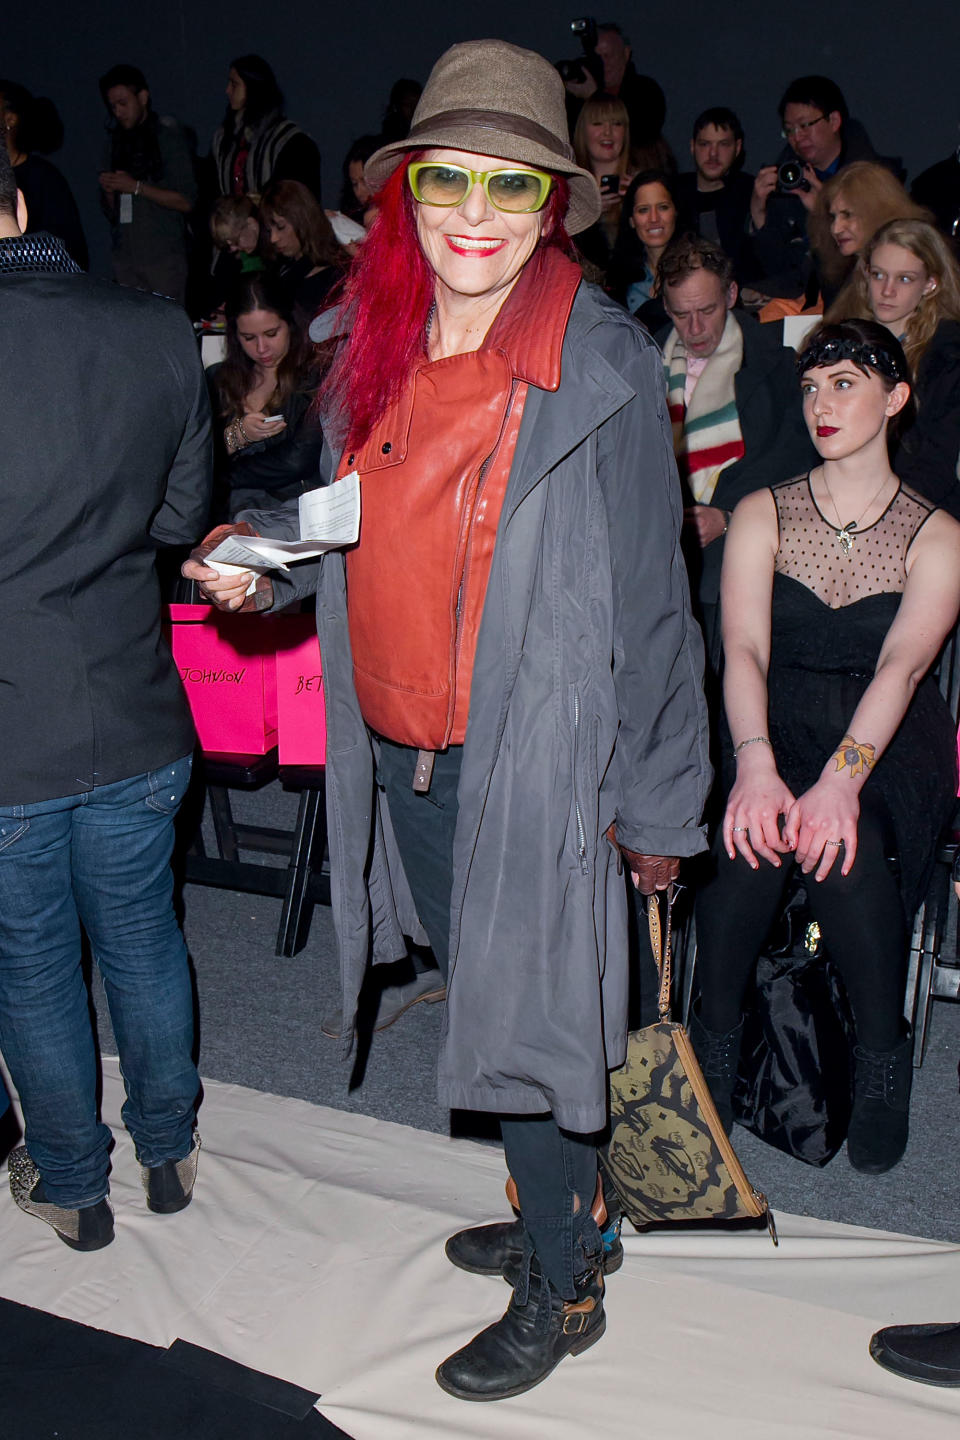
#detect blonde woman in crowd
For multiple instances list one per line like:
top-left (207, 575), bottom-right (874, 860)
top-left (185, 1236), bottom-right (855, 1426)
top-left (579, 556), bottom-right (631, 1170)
top-left (827, 217), bottom-right (960, 513)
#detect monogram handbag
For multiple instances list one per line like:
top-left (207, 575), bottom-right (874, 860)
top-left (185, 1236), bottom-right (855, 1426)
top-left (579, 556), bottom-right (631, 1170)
top-left (606, 889), bottom-right (777, 1242)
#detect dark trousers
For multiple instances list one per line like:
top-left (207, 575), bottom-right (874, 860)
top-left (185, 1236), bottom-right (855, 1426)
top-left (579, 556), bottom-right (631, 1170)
top-left (695, 787), bottom-right (907, 1051)
top-left (377, 738), bottom-right (601, 1298)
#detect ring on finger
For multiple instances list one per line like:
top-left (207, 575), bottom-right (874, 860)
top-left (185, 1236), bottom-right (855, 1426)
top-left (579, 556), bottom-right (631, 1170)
top-left (824, 839), bottom-right (843, 847)
top-left (732, 826), bottom-right (748, 833)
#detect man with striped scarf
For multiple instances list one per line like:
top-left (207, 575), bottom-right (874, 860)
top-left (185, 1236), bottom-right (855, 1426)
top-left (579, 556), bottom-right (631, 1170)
top-left (657, 234), bottom-right (815, 664)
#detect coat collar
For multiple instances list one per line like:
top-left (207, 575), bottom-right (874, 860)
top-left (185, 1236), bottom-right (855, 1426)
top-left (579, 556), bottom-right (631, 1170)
top-left (482, 246), bottom-right (581, 391)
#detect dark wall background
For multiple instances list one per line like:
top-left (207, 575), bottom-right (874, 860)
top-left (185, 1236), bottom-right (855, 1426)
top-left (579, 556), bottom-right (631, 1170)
top-left (7, 2), bottom-right (959, 276)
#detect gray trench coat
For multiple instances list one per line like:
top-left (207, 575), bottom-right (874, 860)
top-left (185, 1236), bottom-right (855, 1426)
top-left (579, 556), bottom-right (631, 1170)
top-left (245, 284), bottom-right (711, 1133)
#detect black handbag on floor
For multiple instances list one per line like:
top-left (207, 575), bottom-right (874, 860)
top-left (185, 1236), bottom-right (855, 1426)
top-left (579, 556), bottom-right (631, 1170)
top-left (732, 880), bottom-right (855, 1167)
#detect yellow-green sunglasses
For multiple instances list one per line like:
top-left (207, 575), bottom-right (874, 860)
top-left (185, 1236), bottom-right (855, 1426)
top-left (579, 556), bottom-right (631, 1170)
top-left (407, 161), bottom-right (554, 214)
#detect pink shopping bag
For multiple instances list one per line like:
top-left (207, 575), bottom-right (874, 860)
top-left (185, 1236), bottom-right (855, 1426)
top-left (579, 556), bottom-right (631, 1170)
top-left (274, 615), bottom-right (327, 766)
top-left (165, 603), bottom-right (278, 755)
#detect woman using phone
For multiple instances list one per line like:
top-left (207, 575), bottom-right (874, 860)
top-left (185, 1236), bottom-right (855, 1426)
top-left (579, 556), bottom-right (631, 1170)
top-left (210, 273), bottom-right (325, 517)
top-left (572, 95), bottom-right (637, 280)
top-left (692, 319), bottom-right (960, 1175)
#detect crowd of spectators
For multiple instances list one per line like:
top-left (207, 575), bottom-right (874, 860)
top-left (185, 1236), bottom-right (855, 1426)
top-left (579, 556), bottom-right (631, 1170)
top-left (5, 25), bottom-right (960, 1174)
top-left (5, 25), bottom-right (960, 1397)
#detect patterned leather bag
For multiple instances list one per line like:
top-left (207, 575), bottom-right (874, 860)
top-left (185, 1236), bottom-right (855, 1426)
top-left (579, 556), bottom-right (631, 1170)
top-left (606, 889), bottom-right (777, 1241)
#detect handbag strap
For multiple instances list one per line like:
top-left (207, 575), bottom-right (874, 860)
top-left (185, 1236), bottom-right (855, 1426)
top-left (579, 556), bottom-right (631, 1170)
top-left (647, 887), bottom-right (676, 1021)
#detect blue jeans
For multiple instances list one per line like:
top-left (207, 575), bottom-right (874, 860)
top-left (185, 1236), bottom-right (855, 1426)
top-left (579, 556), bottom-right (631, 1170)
top-left (0, 755), bottom-right (199, 1208)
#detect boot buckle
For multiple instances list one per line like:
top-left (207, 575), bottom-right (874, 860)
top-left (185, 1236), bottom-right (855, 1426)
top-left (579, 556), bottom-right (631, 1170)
top-left (563, 1310), bottom-right (589, 1335)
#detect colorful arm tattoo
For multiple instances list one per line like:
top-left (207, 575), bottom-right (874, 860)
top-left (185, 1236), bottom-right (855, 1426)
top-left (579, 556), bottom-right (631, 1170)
top-left (833, 734), bottom-right (876, 777)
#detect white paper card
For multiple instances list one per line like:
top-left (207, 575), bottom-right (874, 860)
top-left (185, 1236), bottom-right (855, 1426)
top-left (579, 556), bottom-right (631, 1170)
top-left (204, 472), bottom-right (361, 574)
top-left (119, 193), bottom-right (133, 224)
top-left (205, 560), bottom-right (259, 597)
top-left (298, 471), bottom-right (360, 545)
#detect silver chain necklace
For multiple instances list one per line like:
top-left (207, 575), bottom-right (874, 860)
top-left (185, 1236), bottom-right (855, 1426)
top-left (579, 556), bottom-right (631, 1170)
top-left (819, 471), bottom-right (893, 555)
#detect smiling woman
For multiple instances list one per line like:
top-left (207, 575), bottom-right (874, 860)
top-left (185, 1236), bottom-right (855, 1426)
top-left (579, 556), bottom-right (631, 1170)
top-left (607, 168), bottom-right (680, 313)
top-left (184, 38), bottom-right (710, 1402)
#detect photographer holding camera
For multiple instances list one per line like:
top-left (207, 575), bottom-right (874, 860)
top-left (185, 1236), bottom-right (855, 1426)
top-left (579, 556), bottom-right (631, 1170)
top-left (559, 19), bottom-right (667, 154)
top-left (748, 76), bottom-right (880, 300)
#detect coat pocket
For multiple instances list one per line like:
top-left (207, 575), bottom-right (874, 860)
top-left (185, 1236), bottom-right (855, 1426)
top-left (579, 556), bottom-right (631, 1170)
top-left (569, 684), bottom-right (590, 877)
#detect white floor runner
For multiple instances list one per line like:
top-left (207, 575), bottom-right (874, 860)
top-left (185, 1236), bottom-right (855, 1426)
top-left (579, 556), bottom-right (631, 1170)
top-left (1, 1058), bottom-right (958, 1438)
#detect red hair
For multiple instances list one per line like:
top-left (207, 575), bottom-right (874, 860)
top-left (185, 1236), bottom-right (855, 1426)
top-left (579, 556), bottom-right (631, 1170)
top-left (320, 156), bottom-right (575, 449)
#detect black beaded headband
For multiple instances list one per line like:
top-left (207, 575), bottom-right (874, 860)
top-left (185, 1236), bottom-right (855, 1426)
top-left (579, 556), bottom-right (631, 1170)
top-left (796, 334), bottom-right (906, 383)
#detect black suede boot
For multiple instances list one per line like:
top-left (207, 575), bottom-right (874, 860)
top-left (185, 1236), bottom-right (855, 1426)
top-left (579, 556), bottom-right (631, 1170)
top-left (870, 1321), bottom-right (960, 1386)
top-left (688, 1007), bottom-right (744, 1131)
top-left (435, 1264), bottom-right (605, 1401)
top-left (447, 1215), bottom-right (624, 1281)
top-left (445, 1218), bottom-right (525, 1276)
top-left (847, 1033), bottom-right (912, 1174)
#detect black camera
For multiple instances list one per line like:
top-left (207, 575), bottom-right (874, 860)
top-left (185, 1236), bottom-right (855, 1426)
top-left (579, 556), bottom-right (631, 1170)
top-left (556, 17), bottom-right (604, 89)
top-left (777, 159), bottom-right (811, 194)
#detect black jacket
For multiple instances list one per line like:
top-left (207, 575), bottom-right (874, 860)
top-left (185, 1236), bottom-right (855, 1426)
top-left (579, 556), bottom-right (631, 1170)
top-left (746, 120), bottom-right (880, 298)
top-left (674, 170), bottom-right (755, 281)
top-left (911, 152), bottom-right (960, 238)
top-left (658, 310), bottom-right (817, 606)
top-left (0, 235), bottom-right (212, 803)
top-left (209, 369), bottom-right (326, 520)
top-left (894, 320), bottom-right (960, 520)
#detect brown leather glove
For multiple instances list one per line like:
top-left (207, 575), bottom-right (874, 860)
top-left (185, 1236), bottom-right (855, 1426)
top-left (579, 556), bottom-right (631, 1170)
top-left (605, 823), bottom-right (681, 895)
top-left (187, 522), bottom-right (275, 613)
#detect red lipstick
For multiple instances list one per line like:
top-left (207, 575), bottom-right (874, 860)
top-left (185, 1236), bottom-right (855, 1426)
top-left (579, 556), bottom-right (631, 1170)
top-left (443, 236), bottom-right (507, 257)
top-left (816, 425), bottom-right (839, 437)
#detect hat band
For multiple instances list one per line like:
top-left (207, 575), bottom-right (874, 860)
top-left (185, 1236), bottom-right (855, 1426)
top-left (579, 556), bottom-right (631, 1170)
top-left (406, 108), bottom-right (575, 165)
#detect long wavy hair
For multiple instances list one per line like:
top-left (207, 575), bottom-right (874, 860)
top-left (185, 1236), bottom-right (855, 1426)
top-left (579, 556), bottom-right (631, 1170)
top-left (319, 154), bottom-right (574, 449)
top-left (260, 179), bottom-right (350, 270)
top-left (221, 54), bottom-right (283, 139)
top-left (808, 161), bottom-right (930, 292)
top-left (607, 169), bottom-right (680, 303)
top-left (215, 274), bottom-right (318, 420)
top-left (825, 218), bottom-right (960, 374)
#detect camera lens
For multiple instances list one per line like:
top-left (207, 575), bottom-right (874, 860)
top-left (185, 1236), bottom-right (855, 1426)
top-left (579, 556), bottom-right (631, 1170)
top-left (777, 160), bottom-right (804, 191)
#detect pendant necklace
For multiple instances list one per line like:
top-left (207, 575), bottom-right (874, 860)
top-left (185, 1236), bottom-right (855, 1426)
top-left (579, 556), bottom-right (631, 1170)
top-left (819, 471), bottom-right (892, 555)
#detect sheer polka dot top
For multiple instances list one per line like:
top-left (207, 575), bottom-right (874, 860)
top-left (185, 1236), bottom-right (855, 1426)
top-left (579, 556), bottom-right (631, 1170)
top-left (772, 475), bottom-right (934, 609)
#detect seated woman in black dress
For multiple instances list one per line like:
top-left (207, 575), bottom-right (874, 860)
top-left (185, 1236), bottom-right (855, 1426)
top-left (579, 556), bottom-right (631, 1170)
top-left (693, 319), bottom-right (960, 1175)
top-left (210, 273), bottom-right (325, 519)
top-left (260, 178), bottom-right (349, 323)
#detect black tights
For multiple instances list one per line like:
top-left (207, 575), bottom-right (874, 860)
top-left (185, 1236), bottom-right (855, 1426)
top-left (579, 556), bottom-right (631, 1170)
top-left (694, 788), bottom-right (907, 1052)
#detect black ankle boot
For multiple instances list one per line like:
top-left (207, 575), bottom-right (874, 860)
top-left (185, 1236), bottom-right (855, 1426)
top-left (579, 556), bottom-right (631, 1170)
top-left (688, 1008), bottom-right (744, 1131)
top-left (8, 1148), bottom-right (114, 1252)
top-left (435, 1265), bottom-right (605, 1401)
top-left (448, 1215), bottom-right (624, 1283)
top-left (141, 1134), bottom-right (201, 1214)
top-left (445, 1219), bottom-right (525, 1276)
top-left (847, 1033), bottom-right (912, 1174)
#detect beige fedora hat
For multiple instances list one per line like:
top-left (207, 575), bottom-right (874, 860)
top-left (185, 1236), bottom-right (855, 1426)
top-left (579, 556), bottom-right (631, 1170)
top-left (364, 39), bottom-right (601, 235)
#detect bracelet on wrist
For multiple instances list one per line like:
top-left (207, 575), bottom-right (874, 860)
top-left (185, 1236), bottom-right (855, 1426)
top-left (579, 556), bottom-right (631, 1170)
top-left (135, 180), bottom-right (142, 198)
top-left (237, 417), bottom-right (251, 445)
top-left (734, 735), bottom-right (773, 759)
